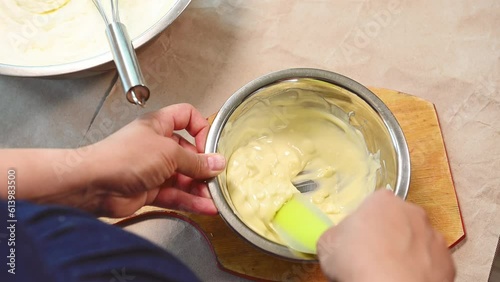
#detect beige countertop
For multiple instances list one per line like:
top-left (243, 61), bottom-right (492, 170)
top-left (0, 0), bottom-right (498, 281)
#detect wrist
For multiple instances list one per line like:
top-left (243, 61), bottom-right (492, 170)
top-left (72, 145), bottom-right (108, 215)
top-left (37, 146), bottom-right (104, 215)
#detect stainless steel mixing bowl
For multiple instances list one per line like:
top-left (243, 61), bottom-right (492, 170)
top-left (205, 68), bottom-right (411, 260)
top-left (0, 0), bottom-right (190, 78)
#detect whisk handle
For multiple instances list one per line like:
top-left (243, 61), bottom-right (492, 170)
top-left (105, 22), bottom-right (150, 106)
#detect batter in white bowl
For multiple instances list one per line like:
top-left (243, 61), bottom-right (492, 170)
top-left (0, 0), bottom-right (176, 66)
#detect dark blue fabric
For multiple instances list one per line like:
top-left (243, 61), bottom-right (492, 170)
top-left (0, 200), bottom-right (200, 282)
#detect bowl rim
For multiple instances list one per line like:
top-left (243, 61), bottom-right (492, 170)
top-left (205, 68), bottom-right (411, 260)
top-left (0, 0), bottom-right (191, 77)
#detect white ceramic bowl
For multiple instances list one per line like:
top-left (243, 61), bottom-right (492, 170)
top-left (0, 0), bottom-right (190, 78)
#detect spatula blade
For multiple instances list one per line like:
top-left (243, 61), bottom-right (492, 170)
top-left (271, 193), bottom-right (333, 254)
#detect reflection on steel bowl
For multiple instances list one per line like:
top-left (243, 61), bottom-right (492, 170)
top-left (0, 0), bottom-right (190, 78)
top-left (205, 68), bottom-right (411, 260)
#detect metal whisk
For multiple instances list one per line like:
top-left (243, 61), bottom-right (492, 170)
top-left (93, 0), bottom-right (150, 106)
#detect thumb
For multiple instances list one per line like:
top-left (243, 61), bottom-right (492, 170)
top-left (317, 227), bottom-right (336, 260)
top-left (173, 145), bottom-right (226, 179)
top-left (316, 227), bottom-right (340, 280)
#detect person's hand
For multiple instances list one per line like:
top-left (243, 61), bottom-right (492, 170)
top-left (86, 103), bottom-right (225, 218)
top-left (317, 189), bottom-right (455, 282)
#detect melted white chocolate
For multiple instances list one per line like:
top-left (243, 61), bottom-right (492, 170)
top-left (220, 89), bottom-right (381, 243)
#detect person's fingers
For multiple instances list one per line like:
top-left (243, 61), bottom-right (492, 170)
top-left (170, 132), bottom-right (200, 154)
top-left (170, 174), bottom-right (211, 198)
top-left (194, 125), bottom-right (209, 152)
top-left (431, 230), bottom-right (456, 280)
top-left (170, 133), bottom-right (181, 144)
top-left (176, 133), bottom-right (200, 153)
top-left (369, 188), bottom-right (398, 206)
top-left (144, 188), bottom-right (161, 206)
top-left (152, 188), bottom-right (217, 215)
top-left (163, 141), bottom-right (225, 179)
top-left (317, 228), bottom-right (336, 259)
top-left (148, 103), bottom-right (209, 141)
top-left (191, 182), bottom-right (212, 198)
top-left (159, 174), bottom-right (208, 197)
top-left (317, 226), bottom-right (343, 281)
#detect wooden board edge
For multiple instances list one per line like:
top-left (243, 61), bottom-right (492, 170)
top-left (433, 105), bottom-right (467, 245)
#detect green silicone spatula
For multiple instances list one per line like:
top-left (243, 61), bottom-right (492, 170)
top-left (271, 193), bottom-right (334, 254)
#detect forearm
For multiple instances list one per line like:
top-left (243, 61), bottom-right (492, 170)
top-left (0, 147), bottom-right (101, 213)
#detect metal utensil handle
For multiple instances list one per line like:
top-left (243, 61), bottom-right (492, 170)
top-left (105, 22), bottom-right (150, 106)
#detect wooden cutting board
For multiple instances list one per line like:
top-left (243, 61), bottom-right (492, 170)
top-left (105, 88), bottom-right (466, 281)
